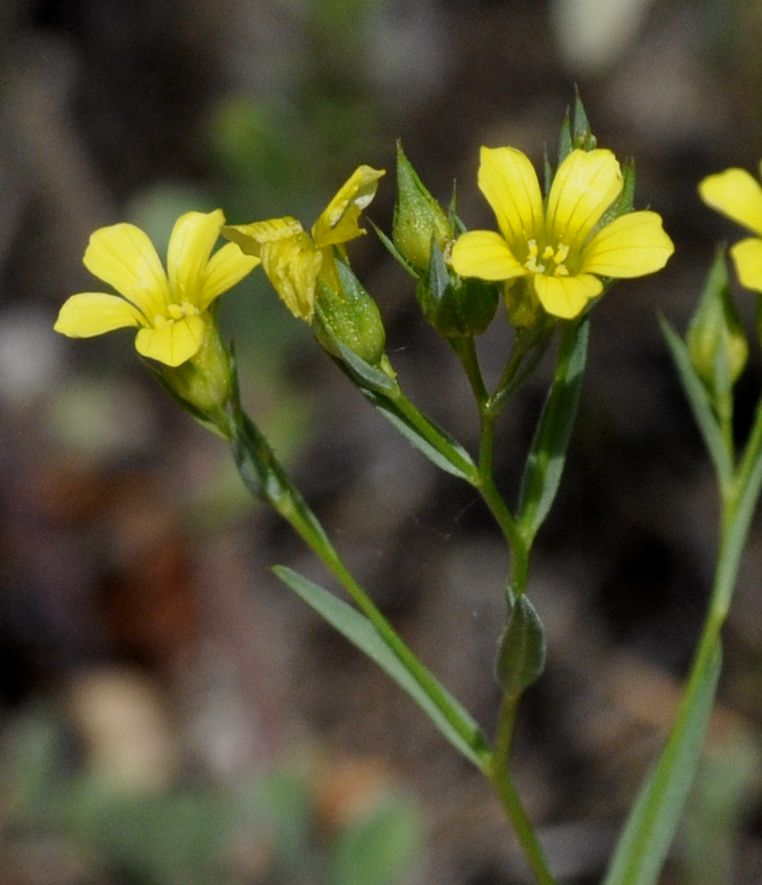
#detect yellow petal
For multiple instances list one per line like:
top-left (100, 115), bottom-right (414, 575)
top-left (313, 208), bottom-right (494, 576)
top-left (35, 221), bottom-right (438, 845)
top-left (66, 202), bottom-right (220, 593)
top-left (84, 223), bottom-right (169, 318)
top-left (259, 233), bottom-right (323, 321)
top-left (699, 168), bottom-right (762, 237)
top-left (222, 217), bottom-right (305, 257)
top-left (730, 237), bottom-right (762, 293)
top-left (450, 230), bottom-right (527, 280)
top-left (477, 147), bottom-right (543, 249)
top-left (167, 209), bottom-right (225, 303)
top-left (546, 149), bottom-right (622, 249)
top-left (533, 273), bottom-right (602, 319)
top-left (135, 315), bottom-right (206, 366)
top-left (54, 292), bottom-right (144, 337)
top-left (579, 211), bottom-right (674, 278)
top-left (311, 166), bottom-right (385, 248)
top-left (199, 243), bottom-right (260, 309)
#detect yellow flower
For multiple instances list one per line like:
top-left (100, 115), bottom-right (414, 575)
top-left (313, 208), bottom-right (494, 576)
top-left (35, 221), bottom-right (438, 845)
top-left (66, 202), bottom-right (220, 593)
top-left (54, 209), bottom-right (259, 367)
top-left (699, 165), bottom-right (762, 293)
top-left (223, 165), bottom-right (385, 322)
top-left (450, 147), bottom-right (674, 319)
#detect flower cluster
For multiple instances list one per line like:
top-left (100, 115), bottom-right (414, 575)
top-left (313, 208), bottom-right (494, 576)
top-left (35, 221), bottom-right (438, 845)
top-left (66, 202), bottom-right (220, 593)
top-left (54, 135), bottom-right (678, 381)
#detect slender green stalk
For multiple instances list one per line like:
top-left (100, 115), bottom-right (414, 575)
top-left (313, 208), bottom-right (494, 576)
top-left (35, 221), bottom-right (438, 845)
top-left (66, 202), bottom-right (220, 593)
top-left (489, 761), bottom-right (557, 885)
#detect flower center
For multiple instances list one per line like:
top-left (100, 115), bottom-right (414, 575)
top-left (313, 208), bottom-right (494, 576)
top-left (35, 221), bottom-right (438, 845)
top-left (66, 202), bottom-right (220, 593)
top-left (524, 239), bottom-right (570, 277)
top-left (153, 300), bottom-right (199, 328)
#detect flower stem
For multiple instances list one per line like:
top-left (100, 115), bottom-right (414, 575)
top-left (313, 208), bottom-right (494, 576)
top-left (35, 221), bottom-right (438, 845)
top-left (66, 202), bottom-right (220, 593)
top-left (489, 756), bottom-right (557, 885)
top-left (228, 404), bottom-right (491, 766)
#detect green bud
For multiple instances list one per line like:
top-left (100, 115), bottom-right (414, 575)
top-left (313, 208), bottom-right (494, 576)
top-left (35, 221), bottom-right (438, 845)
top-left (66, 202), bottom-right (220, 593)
top-left (417, 239), bottom-right (499, 337)
top-left (392, 142), bottom-right (452, 274)
top-left (315, 256), bottom-right (386, 366)
top-left (687, 251), bottom-right (748, 393)
top-left (160, 316), bottom-right (233, 434)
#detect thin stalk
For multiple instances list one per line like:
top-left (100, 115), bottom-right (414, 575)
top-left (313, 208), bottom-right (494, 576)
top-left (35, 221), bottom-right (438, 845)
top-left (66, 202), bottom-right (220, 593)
top-left (489, 762), bottom-right (557, 885)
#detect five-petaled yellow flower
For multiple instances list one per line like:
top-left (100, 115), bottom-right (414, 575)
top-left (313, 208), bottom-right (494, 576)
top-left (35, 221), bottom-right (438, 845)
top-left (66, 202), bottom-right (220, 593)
top-left (223, 165), bottom-right (385, 322)
top-left (54, 209), bottom-right (259, 367)
top-left (699, 164), bottom-right (762, 293)
top-left (450, 147), bottom-right (674, 319)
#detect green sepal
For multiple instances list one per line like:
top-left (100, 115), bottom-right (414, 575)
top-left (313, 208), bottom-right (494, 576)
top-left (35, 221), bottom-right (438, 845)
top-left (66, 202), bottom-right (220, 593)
top-left (144, 358), bottom-right (230, 439)
top-left (417, 239), bottom-right (499, 338)
top-left (273, 565), bottom-right (491, 769)
top-left (495, 595), bottom-right (546, 698)
top-left (661, 316), bottom-right (734, 488)
top-left (517, 318), bottom-right (590, 544)
top-left (315, 258), bottom-right (386, 366)
top-left (558, 89), bottom-right (597, 163)
top-left (600, 158), bottom-right (637, 226)
top-left (686, 251), bottom-right (748, 404)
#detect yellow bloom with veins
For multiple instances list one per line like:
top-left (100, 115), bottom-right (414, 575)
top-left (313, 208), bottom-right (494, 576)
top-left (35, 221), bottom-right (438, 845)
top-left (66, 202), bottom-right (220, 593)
top-left (54, 209), bottom-right (259, 367)
top-left (699, 164), bottom-right (762, 293)
top-left (450, 147), bottom-right (674, 320)
top-left (223, 165), bottom-right (385, 322)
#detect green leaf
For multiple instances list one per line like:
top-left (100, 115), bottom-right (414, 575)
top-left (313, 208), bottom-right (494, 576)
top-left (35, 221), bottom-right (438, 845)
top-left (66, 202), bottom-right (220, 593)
top-left (661, 317), bottom-right (733, 487)
top-left (361, 387), bottom-right (478, 482)
top-left (327, 795), bottom-right (423, 885)
top-left (335, 341), bottom-right (398, 394)
top-left (371, 219), bottom-right (418, 278)
top-left (273, 566), bottom-right (490, 768)
top-left (518, 318), bottom-right (589, 543)
top-left (603, 637), bottom-right (722, 885)
top-left (495, 596), bottom-right (546, 697)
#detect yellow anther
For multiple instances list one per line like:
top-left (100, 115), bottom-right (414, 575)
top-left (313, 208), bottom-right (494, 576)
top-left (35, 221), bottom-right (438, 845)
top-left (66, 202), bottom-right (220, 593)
top-left (542, 245), bottom-right (554, 260)
top-left (553, 243), bottom-right (570, 265)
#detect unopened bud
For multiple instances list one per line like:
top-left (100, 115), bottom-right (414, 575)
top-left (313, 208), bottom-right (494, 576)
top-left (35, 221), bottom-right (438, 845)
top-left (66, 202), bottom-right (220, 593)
top-left (392, 142), bottom-right (451, 274)
top-left (687, 252), bottom-right (748, 392)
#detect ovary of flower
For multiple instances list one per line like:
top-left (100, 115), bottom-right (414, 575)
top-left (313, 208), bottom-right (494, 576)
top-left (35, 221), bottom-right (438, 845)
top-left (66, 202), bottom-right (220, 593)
top-left (450, 147), bottom-right (674, 319)
top-left (699, 164), bottom-right (762, 293)
top-left (222, 165), bottom-right (385, 323)
top-left (54, 209), bottom-right (259, 367)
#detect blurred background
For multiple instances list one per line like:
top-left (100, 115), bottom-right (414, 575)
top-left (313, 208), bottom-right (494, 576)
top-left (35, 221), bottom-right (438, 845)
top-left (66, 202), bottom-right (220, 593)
top-left (1, 0), bottom-right (762, 882)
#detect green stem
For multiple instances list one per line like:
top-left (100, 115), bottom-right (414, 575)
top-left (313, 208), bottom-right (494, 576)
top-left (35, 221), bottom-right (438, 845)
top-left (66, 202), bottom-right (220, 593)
top-left (229, 405), bottom-right (491, 767)
top-left (489, 757), bottom-right (557, 885)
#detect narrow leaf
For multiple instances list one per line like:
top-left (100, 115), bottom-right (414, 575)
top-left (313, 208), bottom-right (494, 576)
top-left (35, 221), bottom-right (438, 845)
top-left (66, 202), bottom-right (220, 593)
top-left (518, 318), bottom-right (589, 543)
top-left (362, 388), bottom-right (478, 482)
top-left (335, 341), bottom-right (398, 394)
top-left (661, 317), bottom-right (733, 486)
top-left (273, 566), bottom-right (490, 768)
top-left (495, 596), bottom-right (546, 697)
top-left (604, 638), bottom-right (722, 885)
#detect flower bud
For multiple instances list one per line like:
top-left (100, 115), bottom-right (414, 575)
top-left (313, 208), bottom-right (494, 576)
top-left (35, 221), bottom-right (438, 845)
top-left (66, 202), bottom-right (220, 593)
top-left (687, 252), bottom-right (748, 393)
top-left (315, 257), bottom-right (386, 366)
top-left (417, 240), bottom-right (499, 337)
top-left (392, 142), bottom-right (451, 274)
